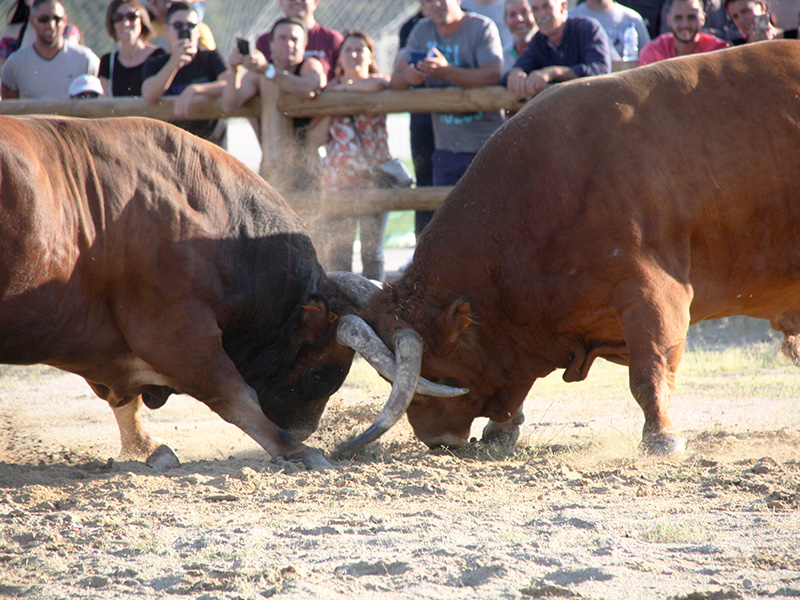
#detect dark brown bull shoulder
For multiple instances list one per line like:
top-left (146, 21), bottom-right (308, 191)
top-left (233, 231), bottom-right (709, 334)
top-left (357, 42), bottom-right (800, 454)
top-left (0, 116), bottom-right (381, 469)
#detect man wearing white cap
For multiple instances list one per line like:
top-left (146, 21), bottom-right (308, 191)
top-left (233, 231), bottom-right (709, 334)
top-left (69, 74), bottom-right (104, 98)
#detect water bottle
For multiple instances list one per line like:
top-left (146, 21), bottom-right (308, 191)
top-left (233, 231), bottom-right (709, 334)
top-left (622, 22), bottom-right (638, 61)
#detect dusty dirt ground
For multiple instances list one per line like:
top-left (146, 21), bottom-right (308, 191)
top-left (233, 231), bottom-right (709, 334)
top-left (1, 351), bottom-right (799, 600)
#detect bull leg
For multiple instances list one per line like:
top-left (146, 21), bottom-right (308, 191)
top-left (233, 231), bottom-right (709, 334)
top-left (482, 408), bottom-right (525, 445)
top-left (111, 396), bottom-right (162, 460)
top-left (124, 309), bottom-right (330, 469)
top-left (204, 387), bottom-right (330, 470)
top-left (620, 281), bottom-right (691, 455)
top-left (626, 338), bottom-right (687, 455)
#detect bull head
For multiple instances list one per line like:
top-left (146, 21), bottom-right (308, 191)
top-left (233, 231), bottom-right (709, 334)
top-left (328, 273), bottom-right (469, 448)
top-left (329, 273), bottom-right (469, 448)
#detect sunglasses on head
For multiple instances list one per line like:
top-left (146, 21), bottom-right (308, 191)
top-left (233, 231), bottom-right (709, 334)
top-left (112, 10), bottom-right (141, 24)
top-left (36, 15), bottom-right (65, 24)
top-left (170, 21), bottom-right (198, 31)
top-left (74, 91), bottom-right (99, 99)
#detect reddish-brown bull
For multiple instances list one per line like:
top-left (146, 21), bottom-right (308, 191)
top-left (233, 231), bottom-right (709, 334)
top-left (0, 116), bottom-right (461, 469)
top-left (352, 42), bottom-right (800, 454)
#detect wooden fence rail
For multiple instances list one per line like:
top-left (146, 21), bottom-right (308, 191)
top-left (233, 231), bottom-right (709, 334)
top-left (0, 85), bottom-right (526, 215)
top-left (0, 62), bottom-right (635, 216)
top-left (0, 64), bottom-right (631, 217)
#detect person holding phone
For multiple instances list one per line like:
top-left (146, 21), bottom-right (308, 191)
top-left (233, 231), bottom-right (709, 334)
top-left (391, 0), bottom-right (504, 231)
top-left (141, 1), bottom-right (227, 142)
top-left (724, 0), bottom-right (800, 43)
top-left (222, 17), bottom-right (326, 191)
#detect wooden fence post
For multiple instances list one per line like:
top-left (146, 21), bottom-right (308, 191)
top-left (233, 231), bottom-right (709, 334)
top-left (258, 78), bottom-right (292, 188)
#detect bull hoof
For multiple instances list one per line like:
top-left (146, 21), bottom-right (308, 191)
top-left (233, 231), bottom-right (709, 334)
top-left (146, 444), bottom-right (181, 471)
top-left (481, 424), bottom-right (521, 446)
top-left (640, 433), bottom-right (686, 456)
top-left (276, 449), bottom-right (331, 470)
top-left (482, 413), bottom-right (524, 446)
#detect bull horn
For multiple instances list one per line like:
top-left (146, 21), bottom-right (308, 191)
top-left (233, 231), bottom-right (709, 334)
top-left (336, 314), bottom-right (467, 398)
top-left (327, 271), bottom-right (381, 308)
top-left (346, 328), bottom-right (424, 449)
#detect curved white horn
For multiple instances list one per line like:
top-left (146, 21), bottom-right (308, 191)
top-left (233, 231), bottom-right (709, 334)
top-left (346, 328), bottom-right (423, 448)
top-left (327, 271), bottom-right (381, 308)
top-left (336, 314), bottom-right (467, 397)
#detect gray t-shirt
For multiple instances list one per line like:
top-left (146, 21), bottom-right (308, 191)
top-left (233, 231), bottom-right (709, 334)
top-left (1, 43), bottom-right (100, 99)
top-left (461, 0), bottom-right (513, 53)
top-left (569, 3), bottom-right (650, 60)
top-left (405, 13), bottom-right (505, 154)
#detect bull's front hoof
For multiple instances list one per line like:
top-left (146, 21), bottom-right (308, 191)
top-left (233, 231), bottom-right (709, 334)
top-left (276, 449), bottom-right (331, 470)
top-left (481, 412), bottom-right (524, 446)
top-left (146, 444), bottom-right (181, 471)
top-left (640, 433), bottom-right (686, 456)
top-left (481, 423), bottom-right (521, 446)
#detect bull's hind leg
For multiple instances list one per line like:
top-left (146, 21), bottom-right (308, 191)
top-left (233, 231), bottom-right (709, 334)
top-left (110, 396), bottom-right (162, 460)
top-left (87, 380), bottom-right (166, 462)
top-left (109, 397), bottom-right (180, 470)
top-left (773, 313), bottom-right (800, 365)
top-left (619, 278), bottom-right (692, 455)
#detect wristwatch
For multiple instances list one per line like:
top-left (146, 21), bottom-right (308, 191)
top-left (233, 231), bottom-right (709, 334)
top-left (265, 63), bottom-right (276, 80)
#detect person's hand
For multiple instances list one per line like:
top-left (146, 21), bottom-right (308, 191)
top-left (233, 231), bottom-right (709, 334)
top-left (525, 70), bottom-right (550, 96)
top-left (324, 79), bottom-right (350, 91)
top-left (416, 46), bottom-right (448, 77)
top-left (404, 63), bottom-right (425, 86)
top-left (244, 50), bottom-right (268, 74)
top-left (228, 46), bottom-right (244, 67)
top-left (506, 68), bottom-right (528, 98)
top-left (173, 84), bottom-right (196, 118)
top-left (171, 38), bottom-right (195, 70)
top-left (749, 24), bottom-right (776, 41)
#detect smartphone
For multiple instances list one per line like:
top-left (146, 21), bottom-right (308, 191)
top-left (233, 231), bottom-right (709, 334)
top-left (236, 37), bottom-right (250, 55)
top-left (178, 27), bottom-right (192, 40)
top-left (408, 50), bottom-right (426, 65)
top-left (754, 13), bottom-right (770, 32)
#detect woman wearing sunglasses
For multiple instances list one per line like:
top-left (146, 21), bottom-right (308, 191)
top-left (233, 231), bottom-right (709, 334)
top-left (99, 0), bottom-right (164, 97)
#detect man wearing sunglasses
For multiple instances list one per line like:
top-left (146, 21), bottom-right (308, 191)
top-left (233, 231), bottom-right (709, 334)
top-left (141, 1), bottom-right (227, 143)
top-left (1, 0), bottom-right (98, 99)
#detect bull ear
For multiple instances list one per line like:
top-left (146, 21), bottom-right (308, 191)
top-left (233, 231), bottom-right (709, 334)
top-left (435, 298), bottom-right (474, 346)
top-left (301, 299), bottom-right (335, 343)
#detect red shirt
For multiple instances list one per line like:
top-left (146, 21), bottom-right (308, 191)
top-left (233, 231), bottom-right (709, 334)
top-left (256, 22), bottom-right (343, 80)
top-left (638, 33), bottom-right (728, 66)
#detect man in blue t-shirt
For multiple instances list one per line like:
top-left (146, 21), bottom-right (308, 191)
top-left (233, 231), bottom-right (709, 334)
top-left (503, 0), bottom-right (612, 98)
top-left (141, 1), bottom-right (227, 141)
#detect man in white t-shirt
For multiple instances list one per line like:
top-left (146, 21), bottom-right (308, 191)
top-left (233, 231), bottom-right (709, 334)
top-left (1, 0), bottom-right (98, 100)
top-left (569, 0), bottom-right (650, 59)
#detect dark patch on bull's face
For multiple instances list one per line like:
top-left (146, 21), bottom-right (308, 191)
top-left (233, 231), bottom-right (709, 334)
top-left (263, 351), bottom-right (353, 440)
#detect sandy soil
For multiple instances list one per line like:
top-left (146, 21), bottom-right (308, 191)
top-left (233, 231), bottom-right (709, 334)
top-left (1, 357), bottom-right (799, 600)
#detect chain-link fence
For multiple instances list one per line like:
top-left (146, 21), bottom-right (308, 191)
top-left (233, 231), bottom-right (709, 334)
top-left (0, 0), bottom-right (419, 72)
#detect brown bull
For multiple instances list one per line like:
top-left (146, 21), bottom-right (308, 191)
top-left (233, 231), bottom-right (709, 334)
top-left (352, 41), bottom-right (800, 454)
top-left (0, 115), bottom-right (462, 469)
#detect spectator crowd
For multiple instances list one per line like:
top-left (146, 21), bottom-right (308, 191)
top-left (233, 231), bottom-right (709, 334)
top-left (0, 0), bottom-right (795, 277)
